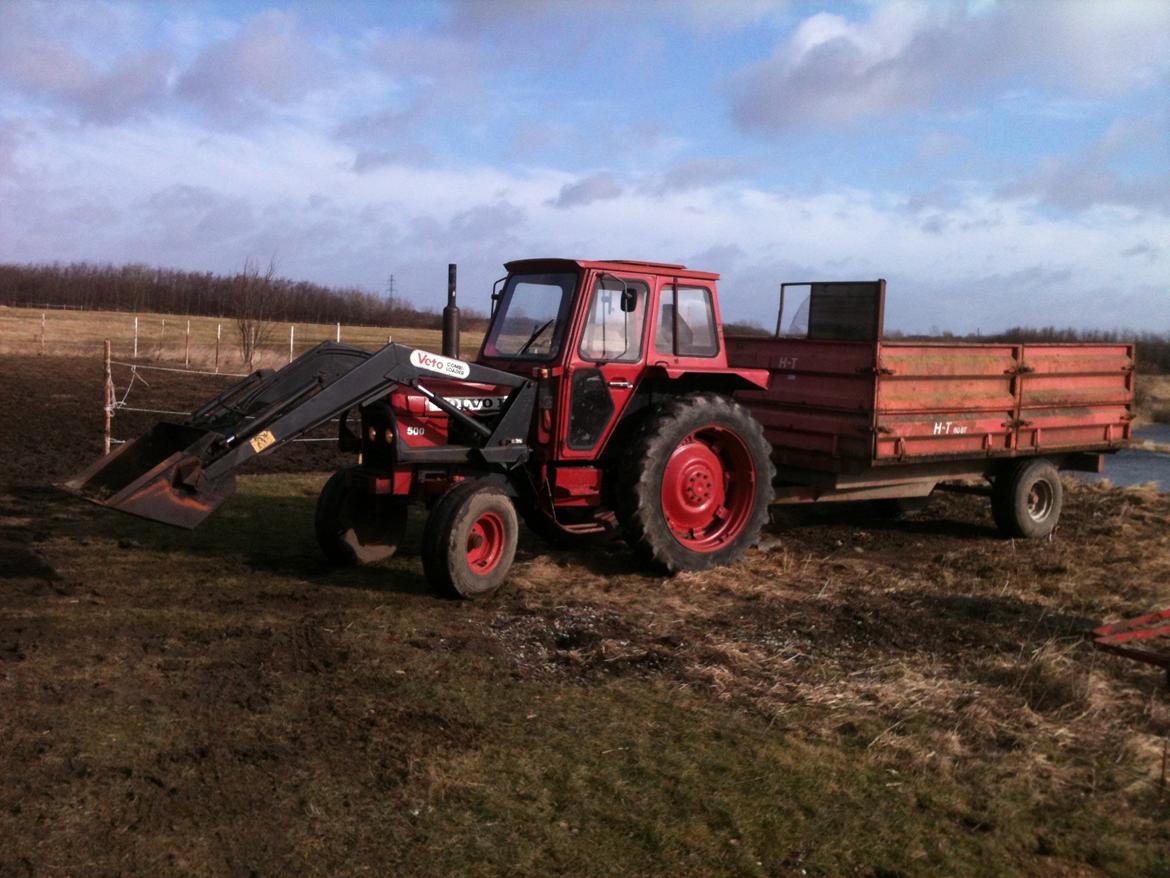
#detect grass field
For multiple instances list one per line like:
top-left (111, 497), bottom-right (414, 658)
top-left (0, 304), bottom-right (484, 369)
top-left (2, 353), bottom-right (1169, 876)
top-left (4, 470), bottom-right (1169, 876)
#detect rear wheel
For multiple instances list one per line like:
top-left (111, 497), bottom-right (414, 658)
top-left (315, 468), bottom-right (408, 565)
top-left (423, 482), bottom-right (519, 599)
top-left (991, 458), bottom-right (1063, 538)
top-left (616, 393), bottom-right (774, 573)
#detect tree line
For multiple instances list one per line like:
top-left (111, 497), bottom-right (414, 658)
top-left (2, 261), bottom-right (1165, 372)
top-left (0, 261), bottom-right (487, 330)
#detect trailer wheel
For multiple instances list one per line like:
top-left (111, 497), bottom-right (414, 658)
top-left (315, 468), bottom-right (407, 565)
top-left (423, 482), bottom-right (518, 599)
top-left (991, 459), bottom-right (1063, 539)
top-left (616, 393), bottom-right (775, 573)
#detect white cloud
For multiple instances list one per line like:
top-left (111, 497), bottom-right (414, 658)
top-left (1, 115), bottom-right (1165, 333)
top-left (175, 10), bottom-right (332, 124)
top-left (549, 173), bottom-right (623, 208)
top-left (728, 1), bottom-right (1170, 132)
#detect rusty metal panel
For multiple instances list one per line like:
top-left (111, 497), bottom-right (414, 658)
top-left (875, 344), bottom-right (1017, 417)
top-left (750, 406), bottom-right (872, 458)
top-left (877, 376), bottom-right (1016, 413)
top-left (725, 337), bottom-right (874, 372)
top-left (874, 411), bottom-right (1014, 460)
top-left (1017, 405), bottom-right (1132, 451)
top-left (730, 335), bottom-right (1134, 473)
top-left (879, 343), bottom-right (1020, 377)
top-left (1023, 344), bottom-right (1135, 375)
top-left (1015, 344), bottom-right (1135, 451)
top-left (731, 336), bottom-right (877, 469)
top-left (1021, 373), bottom-right (1133, 407)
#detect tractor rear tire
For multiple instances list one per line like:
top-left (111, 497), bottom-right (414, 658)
top-left (423, 481), bottom-right (519, 599)
top-left (991, 458), bottom-right (1063, 539)
top-left (315, 468), bottom-right (408, 565)
top-left (616, 393), bottom-right (775, 574)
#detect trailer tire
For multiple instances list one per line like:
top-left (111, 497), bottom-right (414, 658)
top-left (616, 393), bottom-right (775, 574)
top-left (423, 482), bottom-right (518, 599)
top-left (315, 468), bottom-right (408, 565)
top-left (991, 458), bottom-right (1063, 539)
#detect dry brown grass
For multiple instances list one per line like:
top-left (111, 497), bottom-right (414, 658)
top-left (0, 304), bottom-right (483, 368)
top-left (1135, 374), bottom-right (1170, 424)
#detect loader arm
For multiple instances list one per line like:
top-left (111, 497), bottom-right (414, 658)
top-left (66, 342), bottom-right (535, 528)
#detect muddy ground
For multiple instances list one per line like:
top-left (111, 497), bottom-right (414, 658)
top-left (2, 355), bottom-right (1169, 877)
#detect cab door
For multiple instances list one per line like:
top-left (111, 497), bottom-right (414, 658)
top-left (558, 271), bottom-right (651, 459)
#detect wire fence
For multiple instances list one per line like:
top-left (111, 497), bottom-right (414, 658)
top-left (0, 307), bottom-right (456, 371)
top-left (103, 344), bottom-right (339, 452)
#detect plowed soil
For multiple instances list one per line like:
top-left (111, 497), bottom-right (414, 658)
top-left (2, 355), bottom-right (1169, 877)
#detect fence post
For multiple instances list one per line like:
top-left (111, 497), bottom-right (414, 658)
top-left (133, 316), bottom-right (139, 359)
top-left (39, 312), bottom-right (45, 356)
top-left (336, 322), bottom-right (341, 343)
top-left (158, 318), bottom-right (165, 360)
top-left (103, 339), bottom-right (112, 455)
top-left (215, 323), bottom-right (221, 374)
top-left (289, 324), bottom-right (295, 363)
top-left (185, 319), bottom-right (191, 368)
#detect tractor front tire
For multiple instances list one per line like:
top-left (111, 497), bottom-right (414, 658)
top-left (616, 393), bottom-right (775, 574)
top-left (315, 468), bottom-right (408, 565)
top-left (423, 482), bottom-right (519, 599)
top-left (991, 458), bottom-right (1063, 539)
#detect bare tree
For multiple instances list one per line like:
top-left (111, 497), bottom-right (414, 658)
top-left (234, 257), bottom-right (280, 369)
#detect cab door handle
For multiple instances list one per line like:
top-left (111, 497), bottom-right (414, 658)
top-left (607, 379), bottom-right (633, 390)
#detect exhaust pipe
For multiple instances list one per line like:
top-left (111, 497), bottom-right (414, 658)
top-left (442, 262), bottom-right (460, 358)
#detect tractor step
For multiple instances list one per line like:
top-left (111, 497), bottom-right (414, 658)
top-left (64, 422), bottom-right (235, 529)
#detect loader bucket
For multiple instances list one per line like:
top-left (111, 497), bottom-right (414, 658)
top-left (64, 422), bottom-right (236, 529)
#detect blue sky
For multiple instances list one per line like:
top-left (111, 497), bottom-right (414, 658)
top-left (0, 0), bottom-right (1166, 332)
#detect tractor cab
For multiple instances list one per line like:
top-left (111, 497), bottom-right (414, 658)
top-left (476, 258), bottom-right (759, 463)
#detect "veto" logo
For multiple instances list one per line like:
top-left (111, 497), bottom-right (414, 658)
top-left (409, 349), bottom-right (471, 379)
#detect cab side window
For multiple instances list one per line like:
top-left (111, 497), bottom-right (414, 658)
top-left (579, 278), bottom-right (648, 363)
top-left (655, 284), bottom-right (719, 357)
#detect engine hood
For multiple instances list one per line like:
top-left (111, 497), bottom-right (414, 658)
top-left (387, 378), bottom-right (514, 416)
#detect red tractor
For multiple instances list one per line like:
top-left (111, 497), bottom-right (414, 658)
top-left (69, 258), bottom-right (1134, 598)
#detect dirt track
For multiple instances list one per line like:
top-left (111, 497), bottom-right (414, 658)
top-left (2, 355), bottom-right (1169, 876)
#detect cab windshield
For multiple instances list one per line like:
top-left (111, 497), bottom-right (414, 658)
top-left (481, 272), bottom-right (577, 361)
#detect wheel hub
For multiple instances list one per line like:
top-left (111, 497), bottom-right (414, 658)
top-left (1027, 480), bottom-right (1054, 521)
top-left (467, 511), bottom-right (506, 573)
top-left (659, 426), bottom-right (757, 551)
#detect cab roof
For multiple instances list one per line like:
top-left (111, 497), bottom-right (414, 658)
top-left (504, 257), bottom-right (719, 282)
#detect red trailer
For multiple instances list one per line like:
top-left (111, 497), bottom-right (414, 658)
top-left (729, 280), bottom-right (1134, 535)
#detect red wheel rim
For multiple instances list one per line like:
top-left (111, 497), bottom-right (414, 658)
top-left (660, 425), bottom-right (757, 552)
top-left (466, 511), bottom-right (506, 574)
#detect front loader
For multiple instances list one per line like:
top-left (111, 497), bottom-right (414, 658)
top-left (69, 258), bottom-right (779, 597)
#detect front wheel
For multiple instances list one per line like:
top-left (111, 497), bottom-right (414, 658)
top-left (315, 468), bottom-right (408, 565)
top-left (616, 393), bottom-right (775, 573)
top-left (991, 458), bottom-right (1063, 539)
top-left (422, 482), bottom-right (519, 599)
